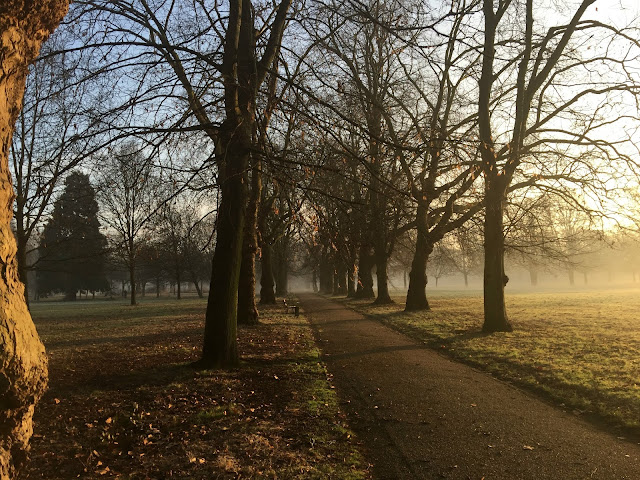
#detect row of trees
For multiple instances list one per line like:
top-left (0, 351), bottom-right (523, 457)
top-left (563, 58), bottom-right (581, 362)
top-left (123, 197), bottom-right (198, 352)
top-left (10, 0), bottom-right (640, 365)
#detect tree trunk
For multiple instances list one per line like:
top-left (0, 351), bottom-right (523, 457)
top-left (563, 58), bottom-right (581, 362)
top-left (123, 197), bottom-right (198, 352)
top-left (155, 276), bottom-right (160, 298)
top-left (176, 269), bottom-right (181, 299)
top-left (274, 239), bottom-right (288, 296)
top-left (259, 242), bottom-right (276, 304)
top-left (482, 182), bottom-right (512, 332)
top-left (15, 231), bottom-right (30, 307)
top-left (200, 124), bottom-right (248, 367)
top-left (0, 2), bottom-right (68, 477)
top-left (318, 256), bottom-right (334, 294)
top-left (583, 272), bottom-right (588, 285)
top-left (405, 203), bottom-right (432, 311)
top-left (479, 0), bottom-right (511, 333)
top-left (237, 244), bottom-right (259, 324)
top-left (529, 268), bottom-right (538, 286)
top-left (129, 261), bottom-right (137, 306)
top-left (355, 245), bottom-right (374, 298)
top-left (569, 270), bottom-right (575, 286)
top-left (192, 277), bottom-right (203, 298)
top-left (347, 262), bottom-right (356, 297)
top-left (237, 182), bottom-right (259, 325)
top-left (463, 272), bottom-right (469, 287)
top-left (373, 253), bottom-right (393, 304)
top-left (312, 269), bottom-right (318, 293)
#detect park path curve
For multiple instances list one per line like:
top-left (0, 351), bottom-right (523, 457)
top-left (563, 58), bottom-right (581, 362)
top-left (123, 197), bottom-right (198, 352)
top-left (299, 293), bottom-right (640, 480)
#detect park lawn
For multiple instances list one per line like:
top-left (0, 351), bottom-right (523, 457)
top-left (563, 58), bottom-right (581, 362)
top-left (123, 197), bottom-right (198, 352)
top-left (23, 297), bottom-right (368, 480)
top-left (342, 287), bottom-right (640, 437)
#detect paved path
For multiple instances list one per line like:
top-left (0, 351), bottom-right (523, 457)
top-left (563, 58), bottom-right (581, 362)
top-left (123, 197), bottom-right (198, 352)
top-left (300, 293), bottom-right (640, 480)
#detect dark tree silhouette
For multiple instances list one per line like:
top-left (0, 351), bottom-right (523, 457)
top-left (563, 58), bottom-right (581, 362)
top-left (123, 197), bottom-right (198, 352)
top-left (37, 172), bottom-right (108, 300)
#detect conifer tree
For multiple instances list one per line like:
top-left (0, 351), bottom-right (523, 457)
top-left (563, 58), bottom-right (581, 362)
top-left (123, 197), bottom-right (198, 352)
top-left (38, 172), bottom-right (108, 300)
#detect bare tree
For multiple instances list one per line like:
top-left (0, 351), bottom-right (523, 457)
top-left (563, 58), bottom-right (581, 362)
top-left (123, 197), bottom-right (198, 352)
top-left (478, 0), bottom-right (640, 331)
top-left (10, 30), bottom-right (107, 305)
top-left (97, 143), bottom-right (160, 306)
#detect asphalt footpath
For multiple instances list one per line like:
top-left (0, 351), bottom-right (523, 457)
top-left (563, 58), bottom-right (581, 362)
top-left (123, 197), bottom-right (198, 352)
top-left (299, 293), bottom-right (640, 480)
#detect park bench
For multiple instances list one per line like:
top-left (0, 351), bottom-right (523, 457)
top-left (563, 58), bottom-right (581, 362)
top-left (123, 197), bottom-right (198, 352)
top-left (283, 299), bottom-right (300, 317)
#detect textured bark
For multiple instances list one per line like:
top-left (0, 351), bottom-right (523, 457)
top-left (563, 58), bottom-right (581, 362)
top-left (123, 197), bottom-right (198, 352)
top-left (405, 203), bottom-right (432, 311)
top-left (237, 248), bottom-right (258, 324)
top-left (237, 158), bottom-right (260, 325)
top-left (0, 1), bottom-right (68, 478)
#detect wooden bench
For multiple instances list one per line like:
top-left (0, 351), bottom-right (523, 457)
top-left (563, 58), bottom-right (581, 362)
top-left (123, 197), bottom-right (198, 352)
top-left (283, 299), bottom-right (300, 316)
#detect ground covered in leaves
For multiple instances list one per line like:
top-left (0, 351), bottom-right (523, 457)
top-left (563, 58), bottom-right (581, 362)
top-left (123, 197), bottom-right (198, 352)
top-left (342, 287), bottom-right (640, 438)
top-left (22, 297), bottom-right (367, 479)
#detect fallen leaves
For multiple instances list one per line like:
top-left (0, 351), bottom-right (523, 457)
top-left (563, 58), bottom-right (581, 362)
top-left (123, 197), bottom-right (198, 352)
top-left (25, 300), bottom-right (368, 479)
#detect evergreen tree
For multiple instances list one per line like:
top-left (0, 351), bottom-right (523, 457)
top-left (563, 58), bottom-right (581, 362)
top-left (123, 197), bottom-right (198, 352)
top-left (37, 172), bottom-right (108, 300)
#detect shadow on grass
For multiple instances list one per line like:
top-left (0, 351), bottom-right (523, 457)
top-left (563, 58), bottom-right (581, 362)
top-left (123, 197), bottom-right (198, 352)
top-left (43, 327), bottom-right (201, 350)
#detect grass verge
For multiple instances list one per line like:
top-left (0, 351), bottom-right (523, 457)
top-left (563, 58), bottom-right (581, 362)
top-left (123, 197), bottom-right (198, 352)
top-left (340, 288), bottom-right (640, 438)
top-left (23, 297), bottom-right (368, 479)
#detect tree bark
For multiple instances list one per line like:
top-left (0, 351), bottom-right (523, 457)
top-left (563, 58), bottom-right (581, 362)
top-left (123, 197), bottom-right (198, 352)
top-left (479, 0), bottom-right (511, 333)
top-left (237, 163), bottom-right (260, 325)
top-left (0, 1), bottom-right (68, 477)
top-left (128, 259), bottom-right (137, 306)
top-left (15, 229), bottom-right (29, 307)
top-left (355, 245), bottom-right (374, 298)
top-left (373, 253), bottom-right (393, 304)
top-left (274, 238), bottom-right (288, 296)
top-left (200, 123), bottom-right (248, 367)
top-left (192, 278), bottom-right (203, 298)
top-left (259, 242), bottom-right (276, 304)
top-left (237, 242), bottom-right (259, 324)
top-left (482, 181), bottom-right (512, 332)
top-left (405, 203), bottom-right (432, 311)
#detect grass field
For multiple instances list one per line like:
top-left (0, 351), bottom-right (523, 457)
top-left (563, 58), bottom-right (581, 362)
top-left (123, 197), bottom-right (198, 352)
top-left (23, 297), bottom-right (368, 479)
top-left (341, 286), bottom-right (640, 438)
